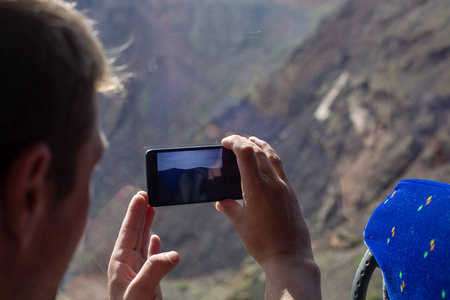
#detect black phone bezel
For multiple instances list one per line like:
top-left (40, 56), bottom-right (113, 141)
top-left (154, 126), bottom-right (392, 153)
top-left (146, 145), bottom-right (242, 207)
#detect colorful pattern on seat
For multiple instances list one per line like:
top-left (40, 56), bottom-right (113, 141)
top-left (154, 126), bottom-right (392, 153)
top-left (364, 179), bottom-right (449, 299)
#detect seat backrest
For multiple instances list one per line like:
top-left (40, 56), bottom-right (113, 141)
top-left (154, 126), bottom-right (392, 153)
top-left (358, 179), bottom-right (449, 299)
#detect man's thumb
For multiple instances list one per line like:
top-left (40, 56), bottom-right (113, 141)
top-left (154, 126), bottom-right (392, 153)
top-left (128, 252), bottom-right (179, 297)
top-left (216, 199), bottom-right (242, 225)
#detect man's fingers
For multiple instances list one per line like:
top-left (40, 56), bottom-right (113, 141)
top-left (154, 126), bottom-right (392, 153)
top-left (222, 135), bottom-right (264, 191)
top-left (114, 193), bottom-right (148, 252)
top-left (222, 135), bottom-right (281, 190)
top-left (126, 252), bottom-right (179, 298)
top-left (141, 203), bottom-right (155, 258)
top-left (148, 234), bottom-right (161, 256)
top-left (252, 145), bottom-right (279, 181)
top-left (249, 136), bottom-right (288, 182)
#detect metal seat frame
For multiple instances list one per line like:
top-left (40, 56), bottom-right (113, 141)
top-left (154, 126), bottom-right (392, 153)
top-left (351, 249), bottom-right (389, 300)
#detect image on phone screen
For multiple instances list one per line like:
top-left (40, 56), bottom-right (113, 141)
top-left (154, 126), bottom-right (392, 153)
top-left (146, 146), bottom-right (242, 206)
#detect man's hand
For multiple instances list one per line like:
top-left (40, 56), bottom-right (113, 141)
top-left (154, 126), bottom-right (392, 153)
top-left (108, 191), bottom-right (179, 300)
top-left (217, 135), bottom-right (321, 300)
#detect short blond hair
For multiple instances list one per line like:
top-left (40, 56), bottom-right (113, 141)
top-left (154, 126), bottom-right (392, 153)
top-left (0, 0), bottom-right (119, 197)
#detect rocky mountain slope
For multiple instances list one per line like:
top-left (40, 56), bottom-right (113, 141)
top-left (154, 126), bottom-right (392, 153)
top-left (60, 0), bottom-right (449, 299)
top-left (81, 0), bottom-right (343, 277)
top-left (249, 0), bottom-right (450, 224)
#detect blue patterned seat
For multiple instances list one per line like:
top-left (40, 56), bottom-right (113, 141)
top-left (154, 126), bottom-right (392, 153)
top-left (352, 179), bottom-right (449, 300)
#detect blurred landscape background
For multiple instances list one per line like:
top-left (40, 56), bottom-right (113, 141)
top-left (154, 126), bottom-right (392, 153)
top-left (57, 0), bottom-right (450, 299)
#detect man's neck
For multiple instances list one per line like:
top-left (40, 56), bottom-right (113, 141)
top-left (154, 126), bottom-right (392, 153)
top-left (0, 269), bottom-right (58, 300)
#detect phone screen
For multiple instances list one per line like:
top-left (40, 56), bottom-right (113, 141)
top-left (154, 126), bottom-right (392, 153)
top-left (146, 146), bottom-right (242, 206)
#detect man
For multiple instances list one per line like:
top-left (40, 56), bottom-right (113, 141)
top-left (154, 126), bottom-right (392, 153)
top-left (0, 0), bottom-right (321, 299)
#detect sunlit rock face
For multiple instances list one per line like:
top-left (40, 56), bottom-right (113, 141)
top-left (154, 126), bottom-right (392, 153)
top-left (249, 0), bottom-right (450, 220)
top-left (76, 0), bottom-right (450, 281)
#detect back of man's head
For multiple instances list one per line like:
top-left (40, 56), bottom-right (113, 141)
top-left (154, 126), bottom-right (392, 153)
top-left (0, 0), bottom-right (115, 198)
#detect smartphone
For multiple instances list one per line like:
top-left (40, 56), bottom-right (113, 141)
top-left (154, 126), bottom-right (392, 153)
top-left (146, 145), bottom-right (242, 206)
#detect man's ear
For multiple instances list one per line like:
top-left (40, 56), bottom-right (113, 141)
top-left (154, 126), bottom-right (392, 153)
top-left (3, 143), bottom-right (53, 247)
